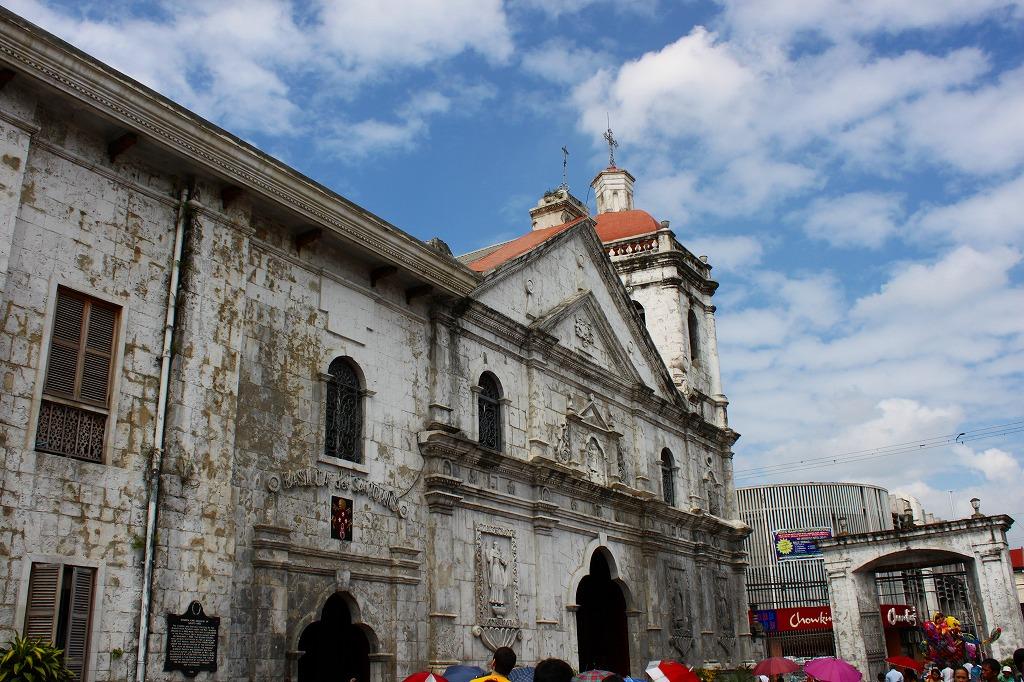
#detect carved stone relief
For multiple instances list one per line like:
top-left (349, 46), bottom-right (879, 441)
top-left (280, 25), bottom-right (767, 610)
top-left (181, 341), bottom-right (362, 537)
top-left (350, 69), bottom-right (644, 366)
top-left (474, 524), bottom-right (522, 652)
top-left (574, 316), bottom-right (595, 350)
top-left (585, 438), bottom-right (607, 486)
top-left (667, 564), bottom-right (694, 657)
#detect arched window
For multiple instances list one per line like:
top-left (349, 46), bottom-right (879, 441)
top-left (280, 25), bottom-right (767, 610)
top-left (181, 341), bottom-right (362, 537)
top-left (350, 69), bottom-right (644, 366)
top-left (687, 308), bottom-right (700, 366)
top-left (632, 300), bottom-right (646, 327)
top-left (660, 449), bottom-right (675, 506)
top-left (325, 357), bottom-right (363, 463)
top-left (477, 372), bottom-right (502, 452)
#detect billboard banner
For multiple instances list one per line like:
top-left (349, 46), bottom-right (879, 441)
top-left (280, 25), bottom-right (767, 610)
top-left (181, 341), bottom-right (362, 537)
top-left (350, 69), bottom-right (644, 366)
top-left (773, 527), bottom-right (833, 561)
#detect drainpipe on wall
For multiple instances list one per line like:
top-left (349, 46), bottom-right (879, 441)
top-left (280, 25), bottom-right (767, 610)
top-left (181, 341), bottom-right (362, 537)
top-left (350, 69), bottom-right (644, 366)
top-left (135, 186), bottom-right (190, 682)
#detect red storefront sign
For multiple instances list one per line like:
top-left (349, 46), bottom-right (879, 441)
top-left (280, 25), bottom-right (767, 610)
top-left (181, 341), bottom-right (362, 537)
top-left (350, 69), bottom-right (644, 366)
top-left (773, 607), bottom-right (834, 632)
top-left (880, 604), bottom-right (918, 629)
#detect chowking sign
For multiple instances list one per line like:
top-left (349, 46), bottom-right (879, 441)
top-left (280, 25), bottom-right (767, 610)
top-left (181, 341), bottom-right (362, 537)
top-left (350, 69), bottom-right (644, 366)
top-left (751, 607), bottom-right (834, 633)
top-left (881, 604), bottom-right (918, 629)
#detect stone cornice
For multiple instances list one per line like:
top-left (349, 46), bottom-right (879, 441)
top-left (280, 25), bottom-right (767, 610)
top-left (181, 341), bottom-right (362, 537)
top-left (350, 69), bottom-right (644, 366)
top-left (818, 514), bottom-right (1015, 550)
top-left (0, 8), bottom-right (479, 297)
top-left (418, 429), bottom-right (750, 555)
top-left (614, 249), bottom-right (718, 296)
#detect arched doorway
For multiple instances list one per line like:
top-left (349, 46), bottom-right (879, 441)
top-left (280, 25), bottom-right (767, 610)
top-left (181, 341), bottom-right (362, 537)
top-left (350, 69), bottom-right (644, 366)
top-left (298, 593), bottom-right (371, 682)
top-left (576, 550), bottom-right (630, 674)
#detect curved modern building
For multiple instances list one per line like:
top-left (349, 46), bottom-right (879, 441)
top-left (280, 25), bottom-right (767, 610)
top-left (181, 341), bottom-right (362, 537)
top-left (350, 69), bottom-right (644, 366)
top-left (737, 483), bottom-right (894, 658)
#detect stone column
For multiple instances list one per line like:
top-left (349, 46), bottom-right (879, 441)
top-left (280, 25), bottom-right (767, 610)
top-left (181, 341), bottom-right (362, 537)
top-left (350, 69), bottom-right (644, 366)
top-left (427, 312), bottom-right (458, 433)
top-left (826, 557), bottom-right (885, 679)
top-left (703, 305), bottom-right (728, 429)
top-left (0, 113), bottom-right (34, 293)
top-left (425, 481), bottom-right (463, 671)
top-left (251, 522), bottom-right (291, 680)
top-left (973, 544), bottom-right (1024, 660)
top-left (640, 542), bottom-right (662, 662)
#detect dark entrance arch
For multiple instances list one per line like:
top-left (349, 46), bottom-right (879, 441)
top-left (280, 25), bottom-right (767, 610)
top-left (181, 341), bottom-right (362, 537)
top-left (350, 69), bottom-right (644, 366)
top-left (298, 593), bottom-right (371, 682)
top-left (575, 550), bottom-right (630, 675)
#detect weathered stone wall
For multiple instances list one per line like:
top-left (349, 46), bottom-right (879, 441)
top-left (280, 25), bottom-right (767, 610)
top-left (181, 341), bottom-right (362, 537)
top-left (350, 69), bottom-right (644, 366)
top-left (0, 80), bottom-right (179, 681)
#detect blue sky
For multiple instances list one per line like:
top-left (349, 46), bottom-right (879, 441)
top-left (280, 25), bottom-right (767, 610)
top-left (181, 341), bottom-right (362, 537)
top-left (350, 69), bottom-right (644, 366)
top-left (9, 0), bottom-right (1024, 541)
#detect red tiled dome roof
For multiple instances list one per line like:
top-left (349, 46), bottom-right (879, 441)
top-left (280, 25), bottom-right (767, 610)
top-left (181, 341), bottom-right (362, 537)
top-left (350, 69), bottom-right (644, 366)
top-left (594, 209), bottom-right (660, 242)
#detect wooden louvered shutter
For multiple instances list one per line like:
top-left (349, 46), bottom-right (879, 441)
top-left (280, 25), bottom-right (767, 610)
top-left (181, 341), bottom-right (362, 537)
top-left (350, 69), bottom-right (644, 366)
top-left (43, 290), bottom-right (116, 406)
top-left (24, 562), bottom-right (60, 642)
top-left (44, 292), bottom-right (84, 398)
top-left (62, 566), bottom-right (94, 680)
top-left (80, 303), bottom-right (115, 405)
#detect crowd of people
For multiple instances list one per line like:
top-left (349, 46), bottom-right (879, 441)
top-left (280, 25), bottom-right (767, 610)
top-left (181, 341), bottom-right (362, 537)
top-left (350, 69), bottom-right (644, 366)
top-left (881, 650), bottom-right (1024, 682)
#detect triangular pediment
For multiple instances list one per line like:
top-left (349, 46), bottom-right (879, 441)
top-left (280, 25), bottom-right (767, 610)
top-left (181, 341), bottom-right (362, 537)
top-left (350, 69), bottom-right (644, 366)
top-left (530, 290), bottom-right (643, 385)
top-left (469, 220), bottom-right (682, 402)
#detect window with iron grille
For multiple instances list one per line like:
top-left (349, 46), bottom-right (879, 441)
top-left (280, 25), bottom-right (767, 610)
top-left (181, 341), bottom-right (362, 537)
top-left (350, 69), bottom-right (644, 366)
top-left (661, 449), bottom-right (675, 505)
top-left (477, 372), bottom-right (502, 452)
top-left (36, 288), bottom-right (118, 462)
top-left (325, 357), bottom-right (363, 463)
top-left (25, 562), bottom-right (95, 681)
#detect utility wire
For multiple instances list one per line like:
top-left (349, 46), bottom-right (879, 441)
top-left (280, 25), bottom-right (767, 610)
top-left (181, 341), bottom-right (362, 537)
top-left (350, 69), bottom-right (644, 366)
top-left (734, 419), bottom-right (1024, 481)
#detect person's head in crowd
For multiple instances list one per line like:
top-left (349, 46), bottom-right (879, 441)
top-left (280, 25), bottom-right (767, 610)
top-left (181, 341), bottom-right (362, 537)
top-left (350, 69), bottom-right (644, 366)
top-left (955, 668), bottom-right (971, 682)
top-left (1014, 649), bottom-right (1024, 675)
top-left (980, 660), bottom-right (1001, 682)
top-left (534, 658), bottom-right (574, 682)
top-left (492, 647), bottom-right (517, 677)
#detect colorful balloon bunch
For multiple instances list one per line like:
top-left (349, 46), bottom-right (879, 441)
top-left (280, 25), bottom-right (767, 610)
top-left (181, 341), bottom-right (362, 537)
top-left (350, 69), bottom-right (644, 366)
top-left (921, 612), bottom-right (965, 662)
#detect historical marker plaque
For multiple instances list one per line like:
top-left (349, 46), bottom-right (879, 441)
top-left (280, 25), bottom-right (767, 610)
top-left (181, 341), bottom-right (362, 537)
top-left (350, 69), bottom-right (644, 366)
top-left (164, 601), bottom-right (219, 677)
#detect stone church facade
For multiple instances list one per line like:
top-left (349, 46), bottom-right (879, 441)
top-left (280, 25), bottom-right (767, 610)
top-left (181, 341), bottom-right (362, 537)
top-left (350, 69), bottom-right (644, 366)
top-left (0, 9), bottom-right (752, 682)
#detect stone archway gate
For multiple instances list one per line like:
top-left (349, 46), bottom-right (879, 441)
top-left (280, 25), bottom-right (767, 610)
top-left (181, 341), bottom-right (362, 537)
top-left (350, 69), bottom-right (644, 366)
top-left (818, 515), bottom-right (1023, 679)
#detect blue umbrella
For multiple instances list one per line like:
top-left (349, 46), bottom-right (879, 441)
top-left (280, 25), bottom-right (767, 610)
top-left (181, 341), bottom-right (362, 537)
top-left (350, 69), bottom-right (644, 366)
top-left (445, 665), bottom-right (487, 682)
top-left (511, 668), bottom-right (536, 682)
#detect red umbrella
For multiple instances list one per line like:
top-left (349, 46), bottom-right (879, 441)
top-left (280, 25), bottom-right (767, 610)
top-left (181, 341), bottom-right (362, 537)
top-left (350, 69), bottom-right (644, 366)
top-left (403, 674), bottom-right (450, 682)
top-left (646, 661), bottom-right (700, 682)
top-left (754, 658), bottom-right (800, 677)
top-left (577, 671), bottom-right (614, 682)
top-left (885, 657), bottom-right (924, 674)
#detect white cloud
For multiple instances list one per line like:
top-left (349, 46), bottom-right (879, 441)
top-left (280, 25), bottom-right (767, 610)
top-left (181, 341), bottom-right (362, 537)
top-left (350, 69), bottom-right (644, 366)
top-left (718, 0), bottom-right (1024, 47)
top-left (852, 246), bottom-right (1021, 318)
top-left (800, 192), bottom-right (904, 248)
top-left (897, 65), bottom-right (1024, 176)
top-left (915, 174), bottom-right (1024, 247)
top-left (686, 235), bottom-right (764, 273)
top-left (316, 0), bottom-right (513, 73)
top-left (962, 447), bottom-right (1023, 482)
top-left (521, 41), bottom-right (611, 84)
top-left (511, 0), bottom-right (657, 18)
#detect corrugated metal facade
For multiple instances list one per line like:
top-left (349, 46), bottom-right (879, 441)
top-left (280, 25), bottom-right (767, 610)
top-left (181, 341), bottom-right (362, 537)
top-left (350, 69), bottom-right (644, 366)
top-left (737, 482), bottom-right (893, 607)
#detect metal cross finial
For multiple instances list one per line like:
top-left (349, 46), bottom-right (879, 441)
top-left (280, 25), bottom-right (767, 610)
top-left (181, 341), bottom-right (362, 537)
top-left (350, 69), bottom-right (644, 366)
top-left (603, 113), bottom-right (618, 167)
top-left (560, 146), bottom-right (569, 189)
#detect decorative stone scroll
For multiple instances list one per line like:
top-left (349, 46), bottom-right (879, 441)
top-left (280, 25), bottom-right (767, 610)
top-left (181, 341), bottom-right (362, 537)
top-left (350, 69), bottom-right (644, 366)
top-left (473, 524), bottom-right (522, 652)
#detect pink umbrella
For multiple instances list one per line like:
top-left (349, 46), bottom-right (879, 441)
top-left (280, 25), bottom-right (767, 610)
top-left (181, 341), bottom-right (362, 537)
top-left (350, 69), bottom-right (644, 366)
top-left (803, 658), bottom-right (861, 682)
